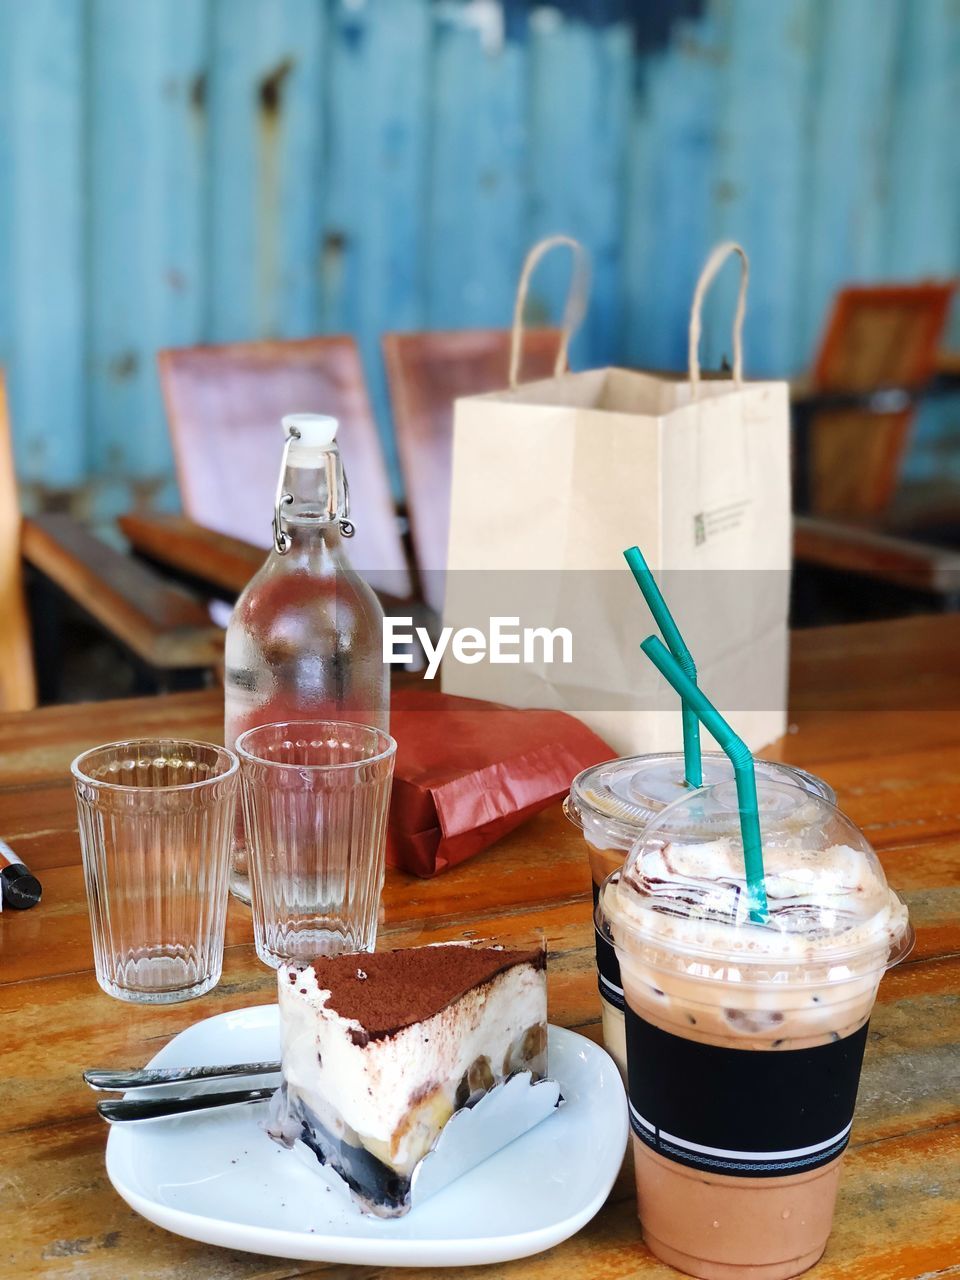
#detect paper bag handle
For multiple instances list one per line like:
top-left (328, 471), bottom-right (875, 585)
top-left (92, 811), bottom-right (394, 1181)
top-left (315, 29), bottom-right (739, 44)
top-left (688, 241), bottom-right (749, 399)
top-left (510, 234), bottom-right (590, 390)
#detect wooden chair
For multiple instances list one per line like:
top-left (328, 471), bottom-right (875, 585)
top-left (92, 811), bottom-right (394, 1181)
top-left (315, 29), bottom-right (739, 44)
top-left (0, 373), bottom-right (36, 710)
top-left (120, 338), bottom-right (412, 602)
top-left (804, 282), bottom-right (956, 518)
top-left (383, 328), bottom-right (563, 611)
top-left (793, 281), bottom-right (960, 609)
top-left (0, 370), bottom-right (222, 710)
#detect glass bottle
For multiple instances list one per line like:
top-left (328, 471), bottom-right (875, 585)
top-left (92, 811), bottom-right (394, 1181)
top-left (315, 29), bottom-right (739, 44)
top-left (224, 413), bottom-right (389, 901)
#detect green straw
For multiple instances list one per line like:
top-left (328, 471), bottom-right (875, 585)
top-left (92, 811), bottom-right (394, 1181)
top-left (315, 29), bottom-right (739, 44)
top-left (623, 546), bottom-right (702, 788)
top-left (640, 634), bottom-right (769, 924)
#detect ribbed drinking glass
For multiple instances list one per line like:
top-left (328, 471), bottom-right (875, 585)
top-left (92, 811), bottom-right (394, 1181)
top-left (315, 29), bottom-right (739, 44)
top-left (236, 720), bottom-right (396, 968)
top-left (71, 739), bottom-right (238, 1003)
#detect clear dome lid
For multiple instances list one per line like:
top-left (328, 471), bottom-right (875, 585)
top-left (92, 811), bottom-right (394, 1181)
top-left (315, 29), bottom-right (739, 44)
top-left (566, 752), bottom-right (835, 852)
top-left (602, 779), bottom-right (912, 976)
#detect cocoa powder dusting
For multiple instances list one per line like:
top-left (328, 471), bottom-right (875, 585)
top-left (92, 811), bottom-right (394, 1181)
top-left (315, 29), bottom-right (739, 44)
top-left (300, 945), bottom-right (545, 1040)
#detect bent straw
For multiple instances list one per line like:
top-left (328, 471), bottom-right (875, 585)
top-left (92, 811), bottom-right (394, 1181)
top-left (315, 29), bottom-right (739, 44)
top-left (640, 635), bottom-right (769, 924)
top-left (623, 546), bottom-right (702, 787)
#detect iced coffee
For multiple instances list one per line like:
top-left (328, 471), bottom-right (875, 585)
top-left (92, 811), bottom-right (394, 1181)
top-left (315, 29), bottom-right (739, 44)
top-left (599, 779), bottom-right (912, 1280)
top-left (565, 754), bottom-right (835, 1074)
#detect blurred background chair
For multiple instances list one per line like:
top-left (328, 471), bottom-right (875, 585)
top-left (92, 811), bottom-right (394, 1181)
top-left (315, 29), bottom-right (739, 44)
top-left (799, 282), bottom-right (956, 518)
top-left (0, 371), bottom-right (37, 710)
top-left (792, 281), bottom-right (960, 614)
top-left (0, 370), bottom-right (221, 708)
top-left (383, 328), bottom-right (563, 611)
top-left (120, 337), bottom-right (413, 605)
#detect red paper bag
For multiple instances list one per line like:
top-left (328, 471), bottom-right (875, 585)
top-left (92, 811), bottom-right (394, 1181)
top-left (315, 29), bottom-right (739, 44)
top-left (388, 686), bottom-right (612, 877)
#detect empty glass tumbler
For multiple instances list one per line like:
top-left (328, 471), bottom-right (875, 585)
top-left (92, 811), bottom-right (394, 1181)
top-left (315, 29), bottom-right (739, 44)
top-left (71, 739), bottom-right (238, 1003)
top-left (236, 720), bottom-right (396, 968)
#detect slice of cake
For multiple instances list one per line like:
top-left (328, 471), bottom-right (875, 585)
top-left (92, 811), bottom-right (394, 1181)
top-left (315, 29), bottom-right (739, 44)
top-left (270, 943), bottom-right (548, 1215)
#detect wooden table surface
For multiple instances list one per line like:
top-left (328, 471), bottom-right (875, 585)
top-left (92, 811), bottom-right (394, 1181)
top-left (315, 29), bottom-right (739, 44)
top-left (1, 613), bottom-right (958, 1280)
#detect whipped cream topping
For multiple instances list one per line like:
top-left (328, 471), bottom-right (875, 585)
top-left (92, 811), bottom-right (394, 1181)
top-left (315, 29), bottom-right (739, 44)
top-left (613, 837), bottom-right (910, 971)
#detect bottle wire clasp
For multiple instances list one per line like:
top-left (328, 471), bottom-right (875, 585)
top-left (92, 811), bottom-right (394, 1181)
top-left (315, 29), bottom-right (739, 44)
top-left (272, 427), bottom-right (299, 554)
top-left (340, 471), bottom-right (355, 538)
top-left (273, 423), bottom-right (356, 554)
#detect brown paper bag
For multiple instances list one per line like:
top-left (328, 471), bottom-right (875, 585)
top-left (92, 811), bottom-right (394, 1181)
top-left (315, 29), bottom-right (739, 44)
top-left (441, 238), bottom-right (790, 756)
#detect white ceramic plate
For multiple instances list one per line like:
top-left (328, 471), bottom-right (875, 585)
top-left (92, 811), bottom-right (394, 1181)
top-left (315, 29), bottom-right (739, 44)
top-left (105, 1005), bottom-right (628, 1266)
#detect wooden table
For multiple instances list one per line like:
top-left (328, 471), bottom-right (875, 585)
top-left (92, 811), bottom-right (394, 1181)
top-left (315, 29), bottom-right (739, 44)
top-left (1, 614), bottom-right (958, 1279)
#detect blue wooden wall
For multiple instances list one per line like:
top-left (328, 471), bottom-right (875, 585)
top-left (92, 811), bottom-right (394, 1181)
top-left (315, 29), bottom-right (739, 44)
top-left (0, 0), bottom-right (958, 519)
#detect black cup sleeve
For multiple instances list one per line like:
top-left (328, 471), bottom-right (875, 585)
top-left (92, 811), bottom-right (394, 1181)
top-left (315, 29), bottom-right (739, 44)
top-left (591, 881), bottom-right (623, 1011)
top-left (626, 1006), bottom-right (869, 1178)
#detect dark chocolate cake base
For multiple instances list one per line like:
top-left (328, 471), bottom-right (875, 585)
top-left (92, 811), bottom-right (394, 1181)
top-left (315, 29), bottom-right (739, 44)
top-left (269, 1084), bottom-right (413, 1216)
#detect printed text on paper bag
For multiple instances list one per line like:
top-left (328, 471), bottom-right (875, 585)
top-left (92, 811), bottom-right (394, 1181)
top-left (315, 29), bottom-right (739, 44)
top-left (694, 499), bottom-right (752, 546)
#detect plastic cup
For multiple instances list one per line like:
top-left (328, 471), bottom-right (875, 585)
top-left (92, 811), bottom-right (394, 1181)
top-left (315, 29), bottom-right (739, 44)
top-left (597, 779), bottom-right (912, 1279)
top-left (564, 754), bottom-right (835, 1075)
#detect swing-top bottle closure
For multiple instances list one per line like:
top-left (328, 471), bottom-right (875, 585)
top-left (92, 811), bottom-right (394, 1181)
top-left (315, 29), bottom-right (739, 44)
top-left (273, 413), bottom-right (355, 554)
